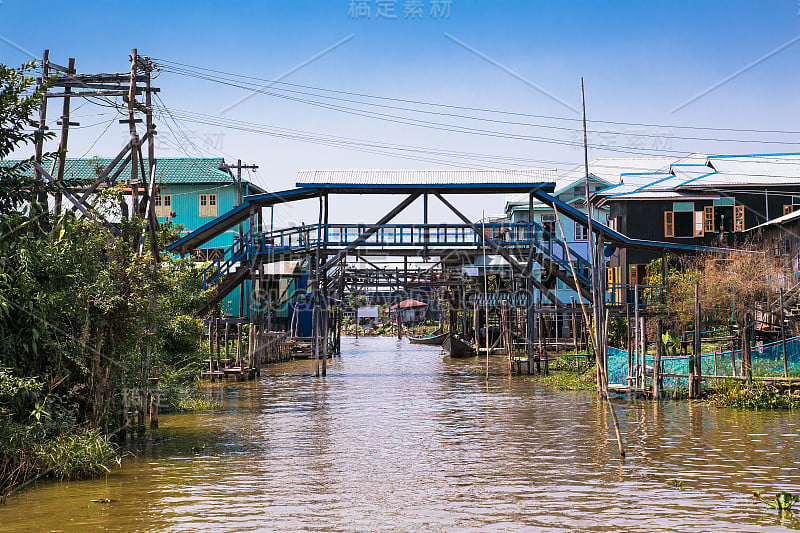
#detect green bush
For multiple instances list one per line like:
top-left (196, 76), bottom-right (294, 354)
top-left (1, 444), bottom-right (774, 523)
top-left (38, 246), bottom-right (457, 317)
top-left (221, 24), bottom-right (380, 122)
top-left (0, 369), bottom-right (42, 422)
top-left (706, 380), bottom-right (800, 410)
top-left (35, 429), bottom-right (118, 480)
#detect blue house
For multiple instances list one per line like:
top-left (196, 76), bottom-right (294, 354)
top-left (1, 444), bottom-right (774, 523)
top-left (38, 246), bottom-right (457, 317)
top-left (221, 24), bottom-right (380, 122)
top-left (502, 157), bottom-right (675, 305)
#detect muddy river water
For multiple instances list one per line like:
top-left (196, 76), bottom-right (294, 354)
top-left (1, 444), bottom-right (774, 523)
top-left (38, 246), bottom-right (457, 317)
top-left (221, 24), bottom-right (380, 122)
top-left (3, 336), bottom-right (800, 532)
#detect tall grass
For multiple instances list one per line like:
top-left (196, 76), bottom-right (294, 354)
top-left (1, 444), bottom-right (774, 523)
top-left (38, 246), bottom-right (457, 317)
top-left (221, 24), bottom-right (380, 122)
top-left (35, 429), bottom-right (119, 480)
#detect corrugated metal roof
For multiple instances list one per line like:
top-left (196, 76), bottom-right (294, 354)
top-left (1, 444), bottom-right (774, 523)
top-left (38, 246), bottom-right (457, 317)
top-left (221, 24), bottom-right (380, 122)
top-left (753, 207), bottom-right (800, 229)
top-left (683, 153), bottom-right (800, 187)
top-left (0, 157), bottom-right (262, 187)
top-left (557, 157), bottom-right (677, 186)
top-left (296, 168), bottom-right (557, 186)
top-left (604, 191), bottom-right (716, 200)
top-left (597, 172), bottom-right (671, 196)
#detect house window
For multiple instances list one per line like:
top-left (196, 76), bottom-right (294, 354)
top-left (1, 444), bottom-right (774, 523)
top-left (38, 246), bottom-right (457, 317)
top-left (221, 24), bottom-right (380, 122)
top-left (607, 267), bottom-right (623, 303)
top-left (664, 211), bottom-right (674, 238)
top-left (775, 238), bottom-right (792, 256)
top-left (574, 221), bottom-right (589, 241)
top-left (703, 206), bottom-right (715, 233)
top-left (541, 214), bottom-right (556, 239)
top-left (664, 209), bottom-right (705, 238)
top-left (629, 264), bottom-right (647, 286)
top-left (734, 205), bottom-right (745, 232)
top-left (694, 210), bottom-right (704, 237)
top-left (199, 194), bottom-right (217, 218)
top-left (154, 194), bottom-right (172, 218)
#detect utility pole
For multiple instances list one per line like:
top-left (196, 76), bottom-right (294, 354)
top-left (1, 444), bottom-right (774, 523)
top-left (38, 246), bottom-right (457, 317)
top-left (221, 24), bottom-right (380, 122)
top-left (220, 160), bottom-right (259, 318)
top-left (53, 57), bottom-right (78, 216)
top-left (140, 55), bottom-right (161, 263)
top-left (126, 49), bottom-right (141, 224)
top-left (32, 50), bottom-right (50, 217)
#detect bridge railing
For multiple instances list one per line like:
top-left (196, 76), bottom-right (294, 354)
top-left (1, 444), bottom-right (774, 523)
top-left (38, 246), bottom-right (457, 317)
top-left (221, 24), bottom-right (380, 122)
top-left (195, 222), bottom-right (594, 291)
top-left (197, 236), bottom-right (253, 290)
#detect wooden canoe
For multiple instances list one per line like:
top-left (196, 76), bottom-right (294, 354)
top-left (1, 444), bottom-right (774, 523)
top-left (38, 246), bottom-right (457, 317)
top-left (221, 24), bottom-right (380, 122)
top-left (442, 335), bottom-right (477, 357)
top-left (408, 332), bottom-right (449, 346)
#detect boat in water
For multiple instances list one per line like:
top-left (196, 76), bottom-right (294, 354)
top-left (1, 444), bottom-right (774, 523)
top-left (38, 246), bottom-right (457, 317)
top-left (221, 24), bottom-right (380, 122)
top-left (442, 335), bottom-right (477, 357)
top-left (408, 331), bottom-right (449, 346)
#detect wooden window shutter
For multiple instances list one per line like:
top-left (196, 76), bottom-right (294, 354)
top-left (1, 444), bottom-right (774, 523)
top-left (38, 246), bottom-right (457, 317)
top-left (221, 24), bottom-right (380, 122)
top-left (703, 206), bottom-right (715, 233)
top-left (734, 205), bottom-right (745, 232)
top-left (694, 211), bottom-right (704, 237)
top-left (784, 205), bottom-right (794, 216)
top-left (664, 211), bottom-right (674, 238)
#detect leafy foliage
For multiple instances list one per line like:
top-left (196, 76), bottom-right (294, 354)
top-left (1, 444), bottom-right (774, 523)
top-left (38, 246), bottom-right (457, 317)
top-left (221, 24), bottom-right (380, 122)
top-left (754, 492), bottom-right (799, 511)
top-left (0, 62), bottom-right (55, 213)
top-left (706, 380), bottom-right (800, 410)
top-left (0, 62), bottom-right (216, 496)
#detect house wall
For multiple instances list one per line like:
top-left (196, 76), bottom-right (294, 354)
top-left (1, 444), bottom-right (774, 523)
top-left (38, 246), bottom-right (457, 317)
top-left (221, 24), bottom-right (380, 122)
top-left (156, 183), bottom-right (250, 250)
top-left (157, 182), bottom-right (256, 318)
top-left (607, 189), bottom-right (800, 289)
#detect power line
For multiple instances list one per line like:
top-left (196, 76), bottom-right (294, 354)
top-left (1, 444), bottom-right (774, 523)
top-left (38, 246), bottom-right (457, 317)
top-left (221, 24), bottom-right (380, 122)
top-left (152, 57), bottom-right (800, 136)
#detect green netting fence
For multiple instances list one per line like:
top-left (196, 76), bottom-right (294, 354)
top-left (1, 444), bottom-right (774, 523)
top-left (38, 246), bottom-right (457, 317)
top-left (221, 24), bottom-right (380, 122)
top-left (608, 335), bottom-right (800, 386)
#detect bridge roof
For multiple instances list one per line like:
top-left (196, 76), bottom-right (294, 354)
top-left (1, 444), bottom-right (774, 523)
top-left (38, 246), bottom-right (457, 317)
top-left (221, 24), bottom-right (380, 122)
top-left (296, 168), bottom-right (557, 189)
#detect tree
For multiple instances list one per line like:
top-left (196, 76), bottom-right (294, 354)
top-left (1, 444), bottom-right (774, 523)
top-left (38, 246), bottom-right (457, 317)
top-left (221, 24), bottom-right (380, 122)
top-left (0, 62), bottom-right (52, 214)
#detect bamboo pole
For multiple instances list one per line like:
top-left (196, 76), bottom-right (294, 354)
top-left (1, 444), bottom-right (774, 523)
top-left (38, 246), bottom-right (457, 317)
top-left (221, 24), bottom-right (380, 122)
top-left (553, 206), bottom-right (624, 456)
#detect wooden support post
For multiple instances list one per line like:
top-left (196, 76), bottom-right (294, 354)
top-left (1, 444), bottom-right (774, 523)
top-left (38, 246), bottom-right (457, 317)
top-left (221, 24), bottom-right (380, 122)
top-left (654, 319), bottom-right (663, 398)
top-left (321, 262), bottom-right (328, 376)
top-left (633, 284), bottom-right (640, 386)
top-left (237, 323), bottom-right (243, 368)
top-left (526, 277), bottom-right (535, 375)
top-left (781, 288), bottom-right (789, 379)
top-left (137, 387), bottom-right (146, 429)
top-left (743, 312), bottom-right (753, 387)
top-left (311, 255), bottom-right (320, 377)
top-left (207, 320), bottom-right (213, 375)
top-left (224, 322), bottom-right (230, 363)
top-left (690, 282), bottom-right (701, 398)
top-left (571, 297), bottom-right (578, 353)
top-left (149, 375), bottom-right (159, 429)
top-left (639, 315), bottom-right (647, 389)
top-left (397, 268), bottom-right (403, 340)
top-left (215, 317), bottom-right (222, 372)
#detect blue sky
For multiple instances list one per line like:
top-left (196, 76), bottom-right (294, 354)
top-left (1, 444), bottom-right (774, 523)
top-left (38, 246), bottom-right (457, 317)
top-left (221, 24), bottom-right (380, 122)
top-left (2, 0), bottom-right (800, 223)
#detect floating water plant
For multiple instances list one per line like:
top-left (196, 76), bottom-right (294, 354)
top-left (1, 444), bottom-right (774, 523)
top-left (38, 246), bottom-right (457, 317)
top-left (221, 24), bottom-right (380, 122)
top-left (754, 492), bottom-right (799, 511)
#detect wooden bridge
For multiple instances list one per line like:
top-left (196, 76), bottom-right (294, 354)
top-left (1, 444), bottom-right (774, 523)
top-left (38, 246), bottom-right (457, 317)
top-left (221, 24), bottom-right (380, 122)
top-left (167, 171), bottom-right (730, 377)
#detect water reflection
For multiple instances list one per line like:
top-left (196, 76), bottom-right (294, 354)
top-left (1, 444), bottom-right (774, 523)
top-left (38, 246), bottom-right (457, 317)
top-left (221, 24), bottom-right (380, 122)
top-left (3, 336), bottom-right (800, 532)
